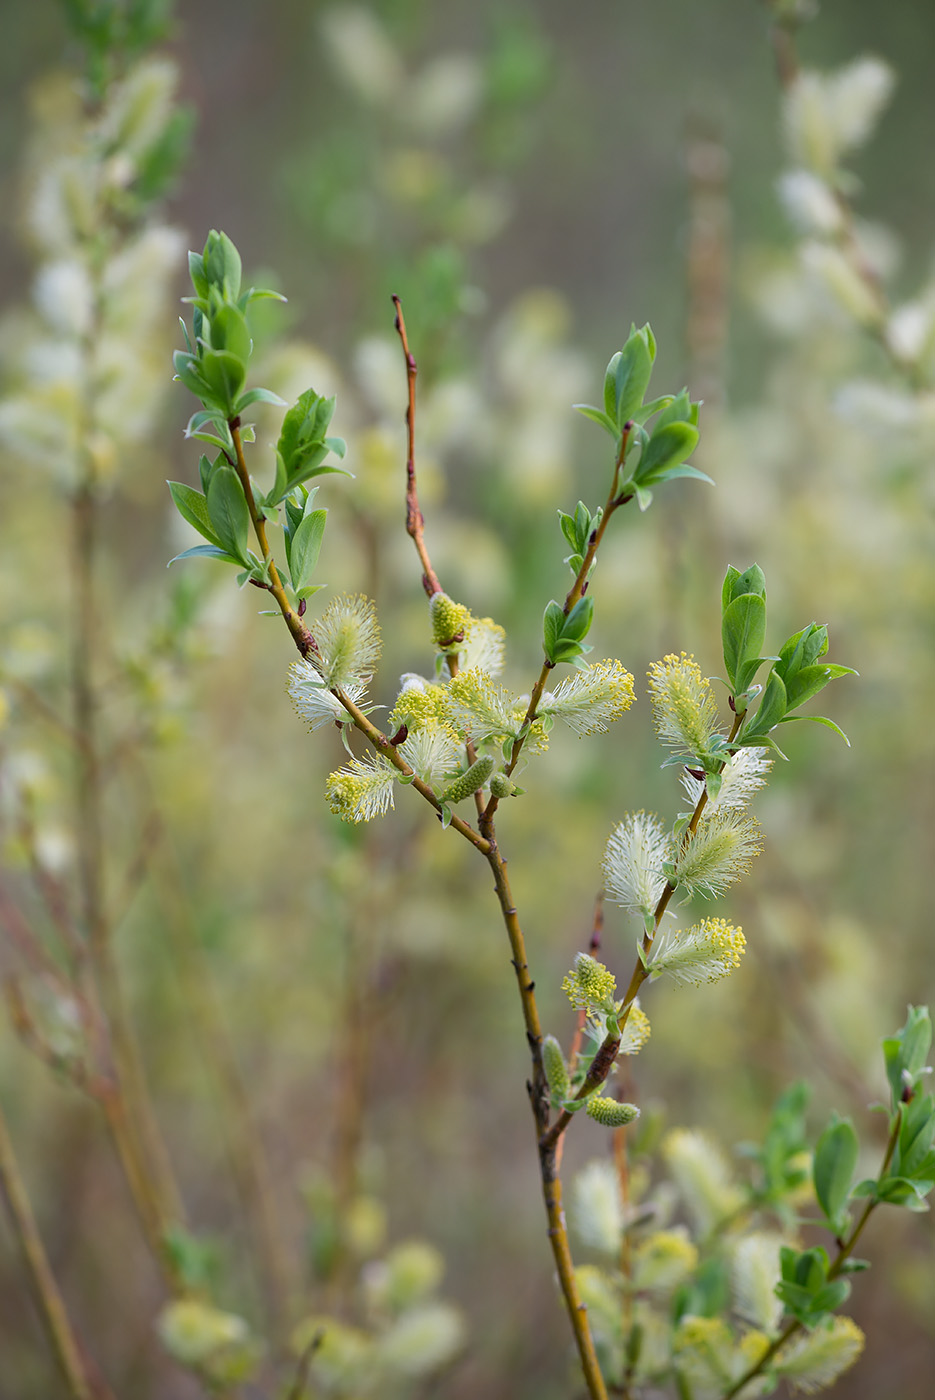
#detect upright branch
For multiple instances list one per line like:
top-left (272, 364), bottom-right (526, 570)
top-left (392, 296), bottom-right (441, 597)
top-left (390, 298), bottom-right (610, 1400)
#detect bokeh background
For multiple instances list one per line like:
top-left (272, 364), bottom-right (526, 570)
top-left (0, 2), bottom-right (933, 1397)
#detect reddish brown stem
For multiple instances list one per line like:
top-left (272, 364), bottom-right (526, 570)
top-left (392, 296), bottom-right (441, 598)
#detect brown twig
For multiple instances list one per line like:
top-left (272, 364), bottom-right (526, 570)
top-left (0, 675), bottom-right (90, 756)
top-left (285, 1327), bottom-right (324, 1400)
top-left (388, 306), bottom-right (608, 1399)
top-left (0, 1100), bottom-right (98, 1400)
top-left (480, 830), bottom-right (609, 1400)
top-left (392, 296), bottom-right (441, 598)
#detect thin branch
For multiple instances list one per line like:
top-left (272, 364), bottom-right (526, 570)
top-left (285, 1327), bottom-right (324, 1400)
top-left (387, 304), bottom-right (608, 1397)
top-left (483, 426), bottom-right (635, 825)
top-left (0, 1100), bottom-right (96, 1400)
top-left (0, 674), bottom-right (90, 755)
top-left (546, 710), bottom-right (746, 1152)
top-left (229, 420), bottom-right (318, 658)
top-left (481, 833), bottom-right (609, 1400)
top-left (392, 296), bottom-right (442, 598)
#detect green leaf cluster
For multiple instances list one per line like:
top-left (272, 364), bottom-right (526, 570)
top-left (776, 1245), bottom-right (851, 1328)
top-left (575, 324), bottom-right (710, 511)
top-left (542, 596), bottom-right (593, 667)
top-left (720, 564), bottom-right (857, 753)
top-left (774, 1008), bottom-right (934, 1331)
top-left (558, 500), bottom-right (602, 579)
top-left (860, 1092), bottom-right (935, 1211)
top-left (174, 229), bottom-right (286, 426)
top-left (267, 390), bottom-right (348, 508)
top-left (169, 232), bottom-right (348, 600)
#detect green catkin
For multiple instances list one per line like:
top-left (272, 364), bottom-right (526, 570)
top-left (440, 754), bottom-right (494, 804)
top-left (542, 1035), bottom-right (570, 1101)
top-left (489, 772), bottom-right (520, 798)
top-left (586, 1097), bottom-right (640, 1128)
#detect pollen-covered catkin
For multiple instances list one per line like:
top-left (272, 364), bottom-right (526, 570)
top-left (429, 592), bottom-right (472, 652)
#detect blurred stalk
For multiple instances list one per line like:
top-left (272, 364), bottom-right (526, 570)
top-left (145, 801), bottom-right (294, 1339)
top-left (69, 284), bottom-right (185, 1287)
top-left (684, 114), bottom-right (731, 428)
top-left (0, 1100), bottom-right (100, 1400)
top-left (658, 112), bottom-right (732, 652)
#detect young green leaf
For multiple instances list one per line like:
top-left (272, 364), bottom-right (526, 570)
top-left (202, 229), bottom-right (242, 300)
top-left (168, 482), bottom-right (221, 546)
top-left (722, 592), bottom-right (767, 695)
top-left (543, 600), bottom-right (564, 663)
top-left (288, 510), bottom-right (327, 593)
top-left (883, 1006), bottom-right (933, 1108)
top-left (206, 465), bottom-right (250, 564)
top-left (167, 544), bottom-right (242, 567)
top-left (235, 386), bottom-right (288, 412)
top-left (740, 670), bottom-right (788, 741)
top-left (573, 403), bottom-right (618, 438)
top-left (198, 349), bottom-right (247, 415)
top-left (634, 420), bottom-right (700, 485)
top-left (813, 1116), bottom-right (859, 1229)
top-left (210, 302), bottom-right (252, 363)
top-left (609, 323), bottom-right (656, 426)
top-left (562, 596), bottom-right (594, 642)
top-left (723, 563), bottom-right (766, 613)
top-left (891, 1093), bottom-right (935, 1181)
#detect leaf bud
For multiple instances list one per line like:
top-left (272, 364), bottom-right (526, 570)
top-left (440, 754), bottom-right (494, 804)
top-left (586, 1096), bottom-right (640, 1128)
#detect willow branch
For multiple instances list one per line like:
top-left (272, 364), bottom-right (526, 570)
top-left (229, 410), bottom-right (493, 856)
top-left (481, 831), bottom-right (609, 1400)
top-left (547, 711), bottom-right (746, 1150)
top-left (483, 429), bottom-right (635, 829)
top-left (0, 1101), bottom-right (96, 1400)
top-left (721, 1104), bottom-right (902, 1400)
top-left (392, 296), bottom-right (441, 597)
top-left (385, 306), bottom-right (607, 1397)
top-left (229, 420), bottom-right (318, 658)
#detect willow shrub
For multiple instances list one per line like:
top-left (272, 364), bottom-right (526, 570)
top-left (162, 229), bottom-right (932, 1398)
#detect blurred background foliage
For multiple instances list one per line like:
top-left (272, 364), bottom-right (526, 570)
top-left (0, 1), bottom-right (932, 1397)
